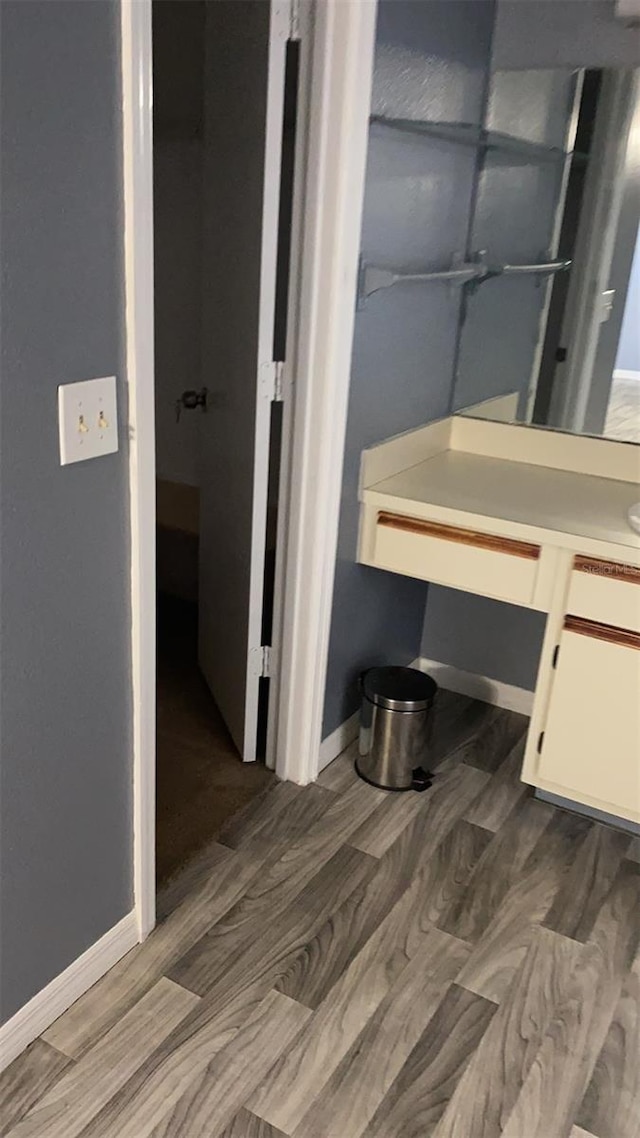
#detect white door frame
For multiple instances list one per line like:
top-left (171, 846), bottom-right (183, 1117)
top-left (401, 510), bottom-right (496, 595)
top-left (123, 0), bottom-right (377, 939)
top-left (271, 0), bottom-right (377, 784)
top-left (265, 0), bottom-right (314, 771)
top-left (122, 0), bottom-right (156, 941)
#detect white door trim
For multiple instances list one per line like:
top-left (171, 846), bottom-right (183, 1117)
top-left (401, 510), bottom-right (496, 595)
top-left (266, 1), bottom-right (314, 770)
top-left (124, 0), bottom-right (378, 938)
top-left (275, 0), bottom-right (378, 784)
top-left (122, 0), bottom-right (156, 940)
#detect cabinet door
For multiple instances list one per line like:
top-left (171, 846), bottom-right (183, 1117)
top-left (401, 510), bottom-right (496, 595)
top-left (537, 619), bottom-right (640, 821)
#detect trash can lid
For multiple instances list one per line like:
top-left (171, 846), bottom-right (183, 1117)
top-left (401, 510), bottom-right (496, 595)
top-left (362, 666), bottom-right (437, 712)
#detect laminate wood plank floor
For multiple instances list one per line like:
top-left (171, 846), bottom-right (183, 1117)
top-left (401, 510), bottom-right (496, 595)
top-left (3, 695), bottom-right (639, 1137)
top-left (0, 1043), bottom-right (70, 1136)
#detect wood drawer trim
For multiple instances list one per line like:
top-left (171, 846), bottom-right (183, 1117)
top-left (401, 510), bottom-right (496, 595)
top-left (564, 615), bottom-right (640, 650)
top-left (574, 556), bottom-right (640, 585)
top-left (377, 512), bottom-right (540, 560)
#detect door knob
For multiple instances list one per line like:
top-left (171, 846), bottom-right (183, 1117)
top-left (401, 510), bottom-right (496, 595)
top-left (175, 387), bottom-right (208, 422)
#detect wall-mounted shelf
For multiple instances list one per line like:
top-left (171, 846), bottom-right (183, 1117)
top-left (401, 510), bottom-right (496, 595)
top-left (359, 256), bottom-right (571, 303)
top-left (370, 114), bottom-right (577, 167)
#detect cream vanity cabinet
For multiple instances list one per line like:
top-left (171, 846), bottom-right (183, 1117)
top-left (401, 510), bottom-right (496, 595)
top-left (358, 414), bottom-right (640, 824)
top-left (529, 557), bottom-right (640, 822)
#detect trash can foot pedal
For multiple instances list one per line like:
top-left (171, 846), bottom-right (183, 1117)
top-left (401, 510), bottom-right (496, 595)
top-left (411, 767), bottom-right (433, 792)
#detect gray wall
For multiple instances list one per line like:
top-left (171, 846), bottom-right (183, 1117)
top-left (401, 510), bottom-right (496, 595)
top-left (492, 0), bottom-right (640, 70)
top-left (421, 589), bottom-right (546, 690)
top-left (322, 0), bottom-right (495, 737)
top-left (0, 1), bottom-right (132, 1024)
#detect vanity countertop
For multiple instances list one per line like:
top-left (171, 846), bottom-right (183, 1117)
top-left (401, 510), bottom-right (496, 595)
top-left (364, 445), bottom-right (640, 554)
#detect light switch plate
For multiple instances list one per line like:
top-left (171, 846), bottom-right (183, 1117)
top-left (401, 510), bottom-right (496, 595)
top-left (58, 376), bottom-right (118, 465)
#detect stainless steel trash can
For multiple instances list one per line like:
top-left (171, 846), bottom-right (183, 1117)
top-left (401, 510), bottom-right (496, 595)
top-left (356, 666), bottom-right (437, 791)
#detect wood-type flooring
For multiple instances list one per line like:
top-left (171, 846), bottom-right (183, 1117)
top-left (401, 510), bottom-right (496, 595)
top-left (2, 693), bottom-right (639, 1138)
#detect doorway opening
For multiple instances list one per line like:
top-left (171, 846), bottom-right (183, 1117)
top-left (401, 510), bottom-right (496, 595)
top-left (151, 0), bottom-right (298, 888)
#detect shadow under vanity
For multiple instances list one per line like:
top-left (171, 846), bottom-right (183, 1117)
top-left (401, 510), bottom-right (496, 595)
top-left (337, 1), bottom-right (640, 826)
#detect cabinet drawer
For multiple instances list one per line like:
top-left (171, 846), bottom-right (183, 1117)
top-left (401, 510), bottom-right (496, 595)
top-left (567, 556), bottom-right (640, 632)
top-left (373, 512), bottom-right (540, 605)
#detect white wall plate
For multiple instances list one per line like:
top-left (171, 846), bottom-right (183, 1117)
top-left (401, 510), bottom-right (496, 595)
top-left (58, 376), bottom-right (119, 465)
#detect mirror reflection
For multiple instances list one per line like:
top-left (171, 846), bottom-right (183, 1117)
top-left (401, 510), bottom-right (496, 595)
top-left (453, 66), bottom-right (640, 443)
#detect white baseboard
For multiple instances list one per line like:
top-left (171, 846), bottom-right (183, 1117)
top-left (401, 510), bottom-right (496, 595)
top-left (613, 368), bottom-right (640, 382)
top-left (415, 657), bottom-right (534, 715)
top-left (318, 710), bottom-right (360, 772)
top-left (0, 910), bottom-right (138, 1071)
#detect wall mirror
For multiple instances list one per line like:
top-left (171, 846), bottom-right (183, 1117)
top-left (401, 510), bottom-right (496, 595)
top-left (453, 64), bottom-right (640, 443)
top-left (356, 0), bottom-right (640, 447)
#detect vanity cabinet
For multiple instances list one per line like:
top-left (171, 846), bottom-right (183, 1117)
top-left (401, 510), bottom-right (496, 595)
top-left (531, 556), bottom-right (640, 822)
top-left (358, 414), bottom-right (640, 825)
